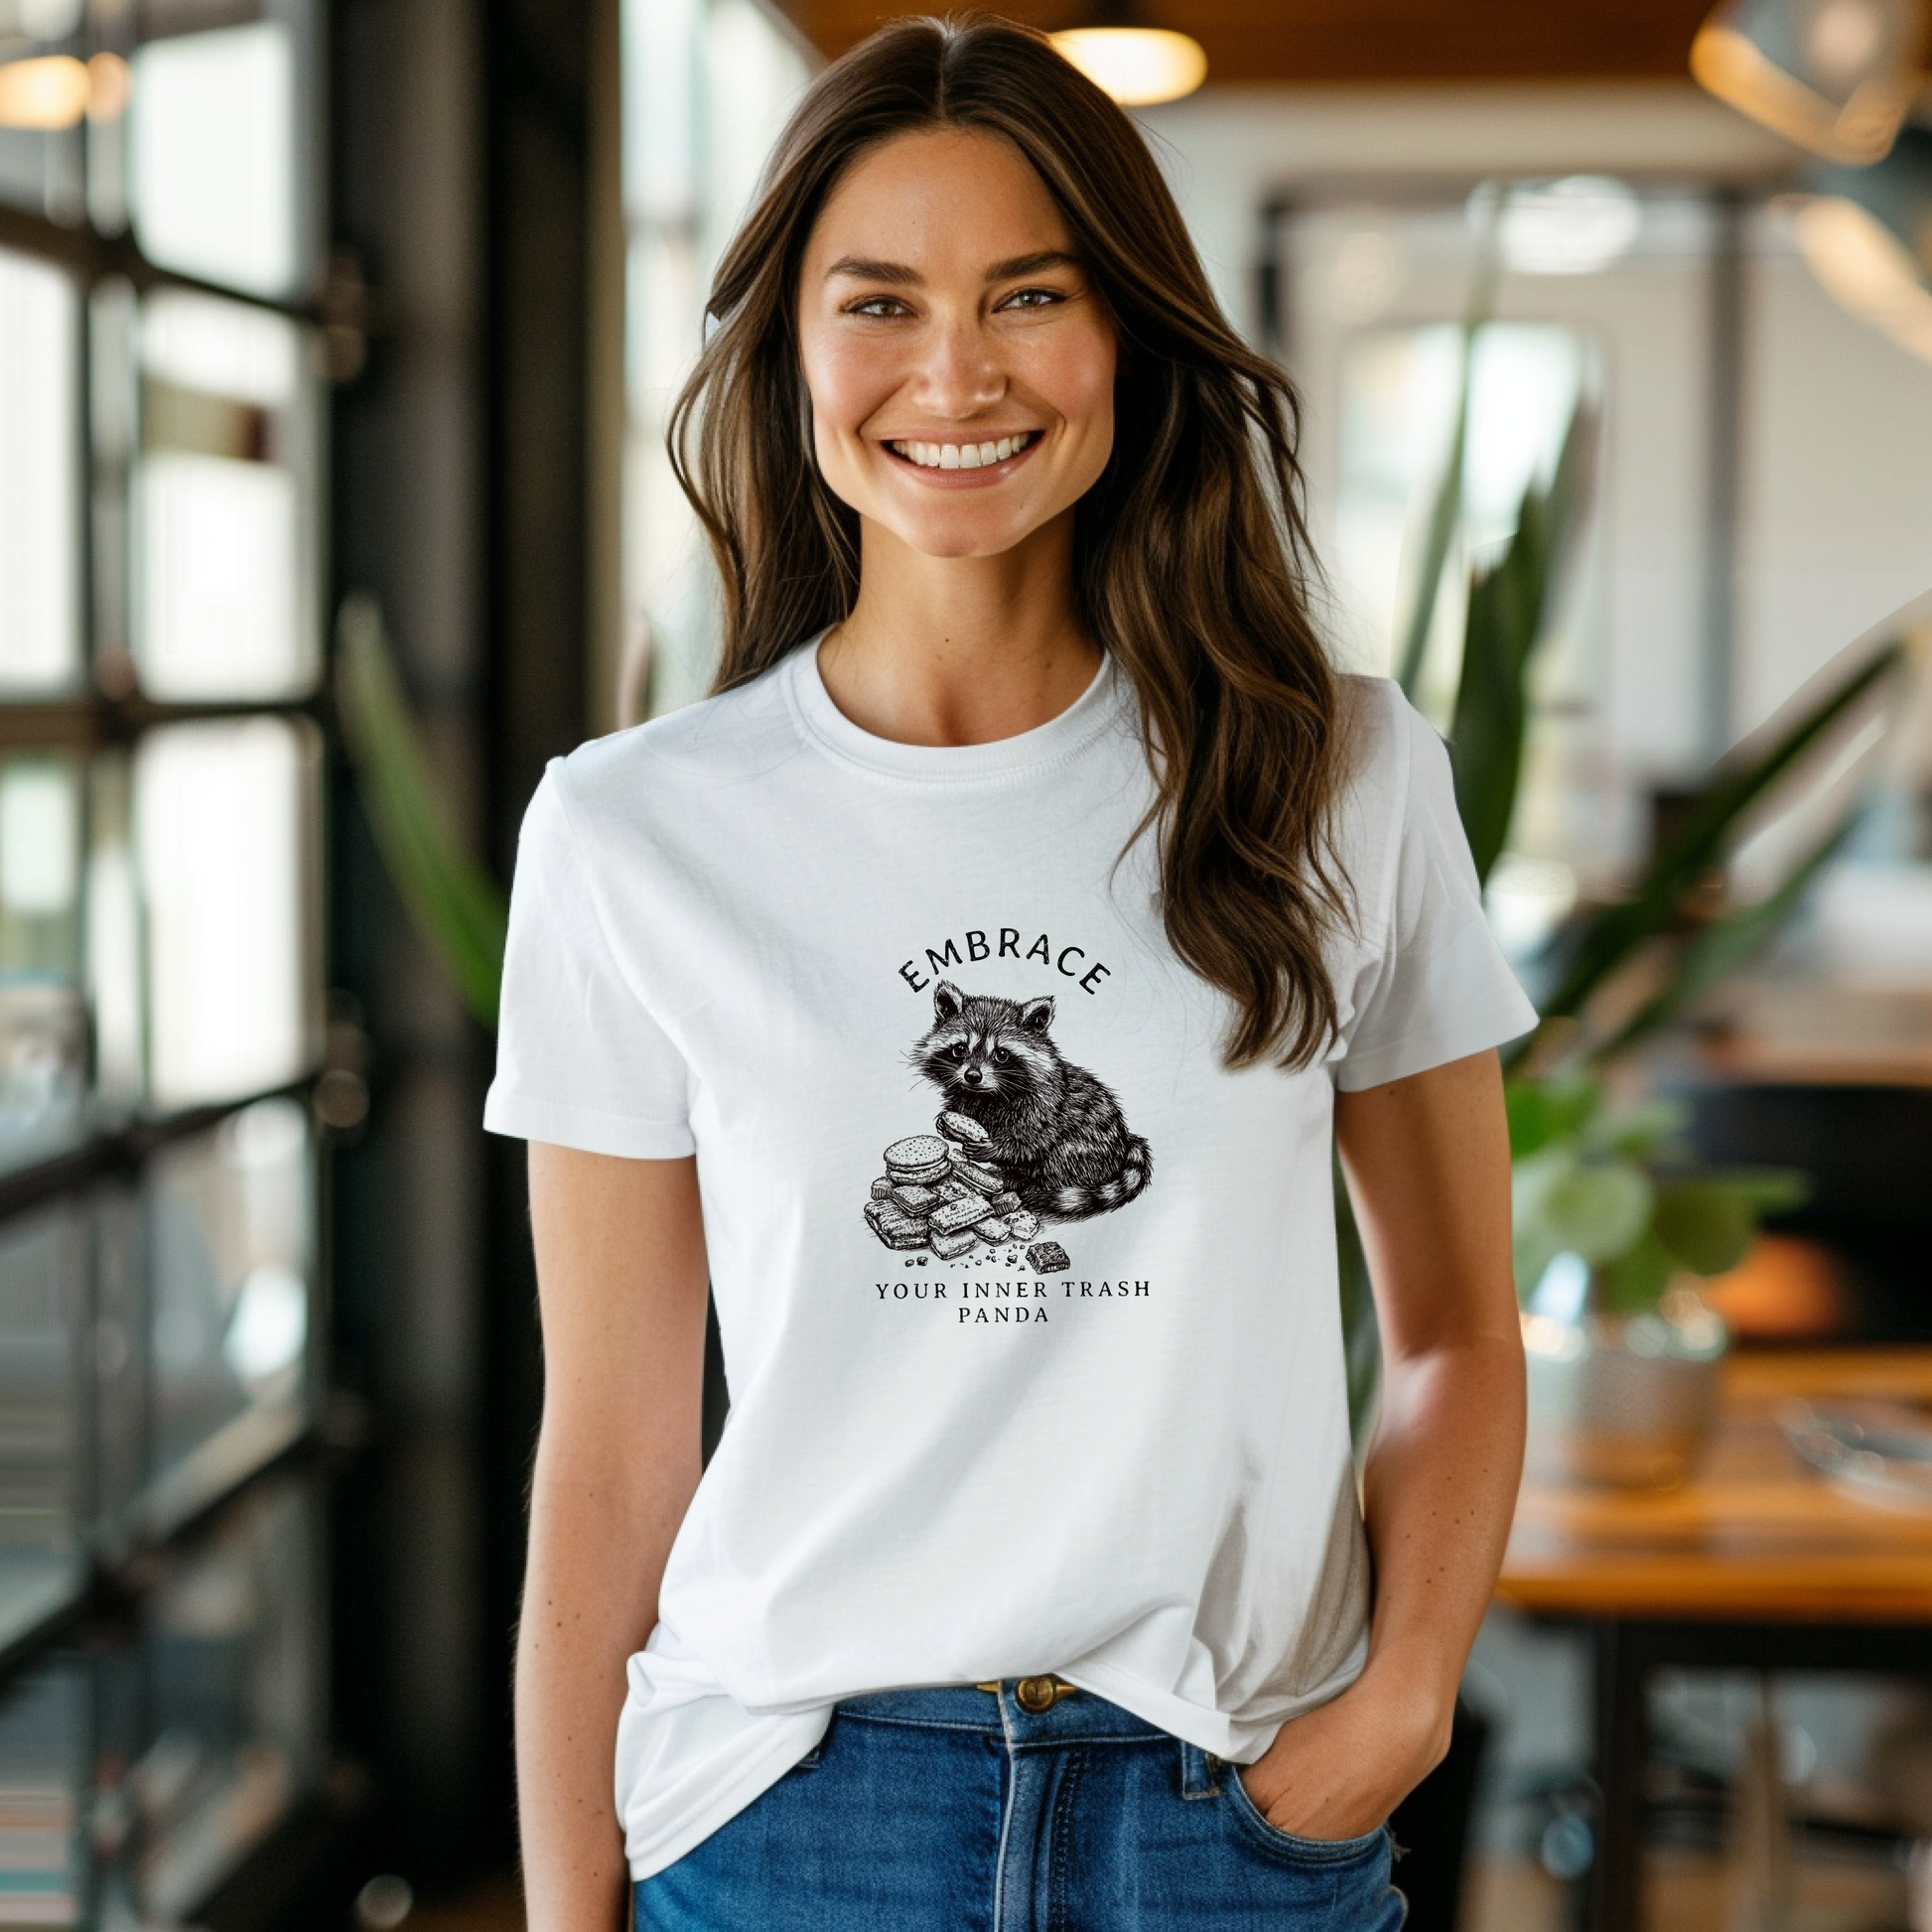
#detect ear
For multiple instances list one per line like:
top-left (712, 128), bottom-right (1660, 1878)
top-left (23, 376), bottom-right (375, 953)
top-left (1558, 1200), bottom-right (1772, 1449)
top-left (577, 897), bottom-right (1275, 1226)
top-left (1020, 996), bottom-right (1055, 1035)
top-left (933, 981), bottom-right (964, 1023)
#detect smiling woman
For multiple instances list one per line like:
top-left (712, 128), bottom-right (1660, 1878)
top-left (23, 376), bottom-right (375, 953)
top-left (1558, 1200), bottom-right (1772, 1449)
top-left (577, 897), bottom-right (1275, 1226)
top-left (491, 17), bottom-right (1534, 1932)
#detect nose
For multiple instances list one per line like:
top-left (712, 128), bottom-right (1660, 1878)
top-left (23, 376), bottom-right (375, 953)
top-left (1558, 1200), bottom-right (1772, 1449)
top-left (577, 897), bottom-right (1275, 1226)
top-left (913, 318), bottom-right (1005, 419)
top-left (961, 1064), bottom-right (983, 1087)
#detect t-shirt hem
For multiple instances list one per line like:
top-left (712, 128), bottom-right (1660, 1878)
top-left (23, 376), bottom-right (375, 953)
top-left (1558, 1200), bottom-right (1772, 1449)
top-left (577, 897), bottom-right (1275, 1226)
top-left (626, 1720), bottom-right (831, 1882)
top-left (1057, 1652), bottom-right (1369, 1764)
top-left (482, 1086), bottom-right (697, 1158)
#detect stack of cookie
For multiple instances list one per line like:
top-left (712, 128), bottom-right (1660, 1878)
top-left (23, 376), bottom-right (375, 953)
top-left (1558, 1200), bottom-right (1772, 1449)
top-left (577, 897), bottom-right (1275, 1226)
top-left (862, 1114), bottom-right (1044, 1261)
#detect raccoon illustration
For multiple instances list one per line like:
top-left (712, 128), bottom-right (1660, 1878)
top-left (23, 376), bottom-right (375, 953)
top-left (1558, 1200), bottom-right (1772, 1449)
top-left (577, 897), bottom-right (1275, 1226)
top-left (909, 981), bottom-right (1151, 1221)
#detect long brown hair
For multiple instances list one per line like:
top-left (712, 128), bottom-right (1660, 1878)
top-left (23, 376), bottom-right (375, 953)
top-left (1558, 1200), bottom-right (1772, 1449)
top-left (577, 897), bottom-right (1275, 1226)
top-left (670, 13), bottom-right (1353, 1070)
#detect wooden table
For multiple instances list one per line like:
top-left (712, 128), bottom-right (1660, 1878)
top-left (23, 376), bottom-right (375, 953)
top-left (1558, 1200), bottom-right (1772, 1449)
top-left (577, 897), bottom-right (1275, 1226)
top-left (1497, 1348), bottom-right (1932, 1932)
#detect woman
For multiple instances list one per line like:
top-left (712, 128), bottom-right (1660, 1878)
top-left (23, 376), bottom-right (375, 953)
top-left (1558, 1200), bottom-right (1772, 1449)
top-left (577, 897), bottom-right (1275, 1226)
top-left (486, 16), bottom-right (1535, 1930)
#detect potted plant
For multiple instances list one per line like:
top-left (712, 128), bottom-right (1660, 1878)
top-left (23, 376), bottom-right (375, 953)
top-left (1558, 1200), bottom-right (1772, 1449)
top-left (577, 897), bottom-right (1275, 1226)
top-left (1509, 1076), bottom-right (1803, 1487)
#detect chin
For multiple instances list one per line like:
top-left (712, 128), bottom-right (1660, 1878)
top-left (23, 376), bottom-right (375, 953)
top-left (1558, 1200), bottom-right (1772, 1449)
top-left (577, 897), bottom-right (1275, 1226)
top-left (888, 507), bottom-right (1045, 561)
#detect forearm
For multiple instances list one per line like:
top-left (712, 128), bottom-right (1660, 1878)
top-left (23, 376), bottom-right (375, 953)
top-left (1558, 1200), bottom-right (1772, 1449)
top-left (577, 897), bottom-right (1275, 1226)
top-left (518, 1146), bottom-right (710, 1929)
top-left (1356, 1329), bottom-right (1525, 1739)
top-left (516, 1432), bottom-right (700, 1932)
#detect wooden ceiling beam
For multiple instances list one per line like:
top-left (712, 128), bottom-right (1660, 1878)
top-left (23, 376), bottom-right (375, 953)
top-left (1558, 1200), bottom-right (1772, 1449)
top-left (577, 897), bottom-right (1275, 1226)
top-left (769, 1), bottom-right (1718, 82)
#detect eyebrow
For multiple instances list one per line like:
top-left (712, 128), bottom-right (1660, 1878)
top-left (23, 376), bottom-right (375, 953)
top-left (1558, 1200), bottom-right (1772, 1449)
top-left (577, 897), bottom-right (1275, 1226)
top-left (823, 249), bottom-right (1082, 286)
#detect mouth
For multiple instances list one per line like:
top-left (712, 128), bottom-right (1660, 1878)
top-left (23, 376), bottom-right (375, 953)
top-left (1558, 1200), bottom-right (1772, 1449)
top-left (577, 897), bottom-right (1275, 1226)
top-left (883, 431), bottom-right (1043, 483)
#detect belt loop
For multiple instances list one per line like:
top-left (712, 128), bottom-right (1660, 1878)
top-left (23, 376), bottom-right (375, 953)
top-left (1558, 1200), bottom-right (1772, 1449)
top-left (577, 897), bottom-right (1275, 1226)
top-left (1179, 1740), bottom-right (1223, 1798)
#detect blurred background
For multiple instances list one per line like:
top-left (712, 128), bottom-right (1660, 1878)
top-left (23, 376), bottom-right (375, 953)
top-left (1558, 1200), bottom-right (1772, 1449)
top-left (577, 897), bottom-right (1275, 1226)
top-left (0, 0), bottom-right (1930, 1927)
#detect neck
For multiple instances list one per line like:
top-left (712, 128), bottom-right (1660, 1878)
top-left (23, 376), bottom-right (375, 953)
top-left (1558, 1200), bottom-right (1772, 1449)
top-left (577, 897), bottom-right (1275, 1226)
top-left (815, 509), bottom-right (1102, 747)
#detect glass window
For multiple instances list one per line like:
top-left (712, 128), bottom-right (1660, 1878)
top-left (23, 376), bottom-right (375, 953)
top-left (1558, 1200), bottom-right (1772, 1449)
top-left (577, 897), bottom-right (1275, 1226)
top-left (621, 0), bottom-right (810, 721)
top-left (135, 717), bottom-right (321, 1113)
top-left (98, 1477), bottom-right (323, 1923)
top-left (128, 20), bottom-right (301, 300)
top-left (1285, 191), bottom-right (1720, 917)
top-left (0, 1657), bottom-right (87, 1928)
top-left (90, 1183), bottom-right (145, 1560)
top-left (142, 1097), bottom-right (314, 1536)
top-left (84, 756), bottom-right (142, 1121)
top-left (1332, 321), bottom-right (1596, 700)
top-left (0, 7), bottom-right (87, 226)
top-left (0, 755), bottom-right (85, 1177)
top-left (0, 0), bottom-right (332, 1904)
top-left (0, 247), bottom-right (80, 698)
top-left (0, 1206), bottom-right (88, 1654)
top-left (132, 286), bottom-right (318, 702)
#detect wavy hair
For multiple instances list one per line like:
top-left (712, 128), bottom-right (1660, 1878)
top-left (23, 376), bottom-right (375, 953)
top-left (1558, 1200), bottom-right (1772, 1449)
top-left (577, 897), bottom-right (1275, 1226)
top-left (669, 13), bottom-right (1354, 1070)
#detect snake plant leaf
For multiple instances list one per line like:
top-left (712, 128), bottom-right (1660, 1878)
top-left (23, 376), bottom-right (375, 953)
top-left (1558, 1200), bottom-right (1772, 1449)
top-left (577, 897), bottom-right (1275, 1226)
top-left (1534, 636), bottom-right (1906, 1034)
top-left (337, 594), bottom-right (509, 1028)
top-left (1591, 810), bottom-right (1862, 1062)
top-left (1448, 402), bottom-right (1598, 888)
top-left (1651, 1178), bottom-right (1756, 1276)
top-left (1394, 201), bottom-right (1503, 699)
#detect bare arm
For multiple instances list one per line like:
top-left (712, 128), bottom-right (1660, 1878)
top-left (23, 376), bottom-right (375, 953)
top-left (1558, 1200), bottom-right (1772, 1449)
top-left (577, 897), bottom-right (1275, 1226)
top-left (1239, 1046), bottom-right (1525, 1839)
top-left (517, 1145), bottom-right (711, 1931)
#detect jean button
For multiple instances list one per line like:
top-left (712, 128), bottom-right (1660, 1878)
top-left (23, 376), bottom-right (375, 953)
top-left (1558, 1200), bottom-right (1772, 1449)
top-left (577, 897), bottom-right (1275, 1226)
top-left (1018, 1675), bottom-right (1080, 1711)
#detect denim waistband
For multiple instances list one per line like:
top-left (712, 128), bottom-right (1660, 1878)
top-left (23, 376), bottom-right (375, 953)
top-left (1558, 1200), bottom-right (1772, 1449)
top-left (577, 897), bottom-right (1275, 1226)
top-left (830, 1679), bottom-right (1171, 1745)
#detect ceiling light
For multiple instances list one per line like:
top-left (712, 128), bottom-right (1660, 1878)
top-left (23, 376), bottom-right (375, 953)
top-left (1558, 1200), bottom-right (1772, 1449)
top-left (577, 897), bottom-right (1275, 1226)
top-left (1691, 0), bottom-right (1928, 164)
top-left (1049, 27), bottom-right (1207, 105)
top-left (1790, 124), bottom-right (1932, 362)
top-left (0, 54), bottom-right (89, 130)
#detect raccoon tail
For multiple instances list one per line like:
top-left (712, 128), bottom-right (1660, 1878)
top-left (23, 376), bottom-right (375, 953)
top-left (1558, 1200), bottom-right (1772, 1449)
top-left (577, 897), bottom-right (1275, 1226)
top-left (1051, 1136), bottom-right (1152, 1219)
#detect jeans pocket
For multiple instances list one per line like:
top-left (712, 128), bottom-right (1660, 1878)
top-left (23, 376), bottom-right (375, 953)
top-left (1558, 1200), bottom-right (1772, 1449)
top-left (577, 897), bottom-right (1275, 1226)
top-left (1221, 1758), bottom-right (1390, 1864)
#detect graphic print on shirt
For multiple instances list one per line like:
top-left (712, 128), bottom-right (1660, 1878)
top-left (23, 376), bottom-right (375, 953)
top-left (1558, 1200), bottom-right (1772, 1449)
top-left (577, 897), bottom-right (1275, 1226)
top-left (861, 979), bottom-right (1152, 1270)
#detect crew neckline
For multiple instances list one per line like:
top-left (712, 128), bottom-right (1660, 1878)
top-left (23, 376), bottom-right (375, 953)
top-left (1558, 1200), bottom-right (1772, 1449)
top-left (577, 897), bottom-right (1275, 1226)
top-left (784, 630), bottom-right (1128, 782)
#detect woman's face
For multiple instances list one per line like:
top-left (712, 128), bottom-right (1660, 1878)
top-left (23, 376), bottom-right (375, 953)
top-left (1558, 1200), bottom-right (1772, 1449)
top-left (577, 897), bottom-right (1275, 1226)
top-left (795, 127), bottom-right (1117, 562)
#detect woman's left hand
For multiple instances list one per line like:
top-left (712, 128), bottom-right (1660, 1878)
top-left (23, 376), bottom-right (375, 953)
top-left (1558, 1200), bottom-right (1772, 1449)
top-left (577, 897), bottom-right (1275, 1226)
top-left (1233, 1667), bottom-right (1451, 1843)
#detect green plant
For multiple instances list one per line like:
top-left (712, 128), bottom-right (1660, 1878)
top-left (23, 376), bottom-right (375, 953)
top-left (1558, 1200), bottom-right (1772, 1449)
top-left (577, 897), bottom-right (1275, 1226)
top-left (1507, 1076), bottom-right (1806, 1314)
top-left (336, 594), bottom-right (509, 1029)
top-left (1337, 212), bottom-right (1911, 1438)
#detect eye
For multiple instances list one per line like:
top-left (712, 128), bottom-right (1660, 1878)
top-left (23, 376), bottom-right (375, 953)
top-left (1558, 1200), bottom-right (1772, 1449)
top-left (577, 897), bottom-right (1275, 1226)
top-left (1000, 287), bottom-right (1064, 312)
top-left (848, 295), bottom-right (909, 319)
top-left (992, 1046), bottom-right (1012, 1066)
top-left (946, 1042), bottom-right (967, 1060)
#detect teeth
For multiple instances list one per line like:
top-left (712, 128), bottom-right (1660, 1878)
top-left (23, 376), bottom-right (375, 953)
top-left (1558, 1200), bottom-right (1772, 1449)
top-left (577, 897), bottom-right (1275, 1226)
top-left (890, 434), bottom-right (1032, 470)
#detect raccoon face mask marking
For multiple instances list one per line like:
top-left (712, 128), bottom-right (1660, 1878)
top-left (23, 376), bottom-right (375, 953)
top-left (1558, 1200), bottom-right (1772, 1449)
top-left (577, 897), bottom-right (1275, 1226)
top-left (918, 983), bottom-right (1058, 1099)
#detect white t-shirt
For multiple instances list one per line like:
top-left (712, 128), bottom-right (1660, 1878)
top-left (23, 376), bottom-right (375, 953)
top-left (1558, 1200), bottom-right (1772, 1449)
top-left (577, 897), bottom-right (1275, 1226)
top-left (483, 638), bottom-right (1536, 1882)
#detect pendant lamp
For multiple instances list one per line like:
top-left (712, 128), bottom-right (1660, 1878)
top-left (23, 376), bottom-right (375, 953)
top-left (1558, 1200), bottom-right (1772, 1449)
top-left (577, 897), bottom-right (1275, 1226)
top-left (1049, 0), bottom-right (1206, 106)
top-left (1691, 0), bottom-right (1928, 163)
top-left (1792, 123), bottom-right (1932, 360)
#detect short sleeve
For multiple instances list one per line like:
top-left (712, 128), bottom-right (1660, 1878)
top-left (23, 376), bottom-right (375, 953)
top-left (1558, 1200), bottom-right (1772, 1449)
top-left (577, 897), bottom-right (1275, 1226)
top-left (482, 763), bottom-right (697, 1158)
top-left (1332, 696), bottom-right (1539, 1091)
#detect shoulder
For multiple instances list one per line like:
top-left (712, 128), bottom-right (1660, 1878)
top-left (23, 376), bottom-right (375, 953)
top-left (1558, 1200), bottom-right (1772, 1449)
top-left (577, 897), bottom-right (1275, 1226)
top-left (1330, 672), bottom-right (1428, 841)
top-left (1327, 673), bottom-right (1447, 943)
top-left (537, 647), bottom-right (810, 837)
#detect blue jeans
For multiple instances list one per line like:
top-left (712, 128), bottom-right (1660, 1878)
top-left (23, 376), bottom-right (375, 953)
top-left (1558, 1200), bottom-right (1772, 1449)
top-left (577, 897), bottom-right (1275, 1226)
top-left (635, 1680), bottom-right (1408, 1930)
